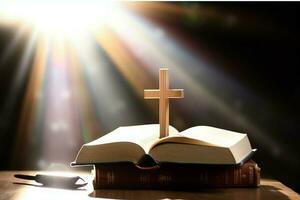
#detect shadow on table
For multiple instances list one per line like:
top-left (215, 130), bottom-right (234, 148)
top-left (13, 182), bottom-right (87, 191)
top-left (89, 185), bottom-right (292, 200)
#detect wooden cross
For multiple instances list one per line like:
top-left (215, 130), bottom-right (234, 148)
top-left (144, 68), bottom-right (184, 138)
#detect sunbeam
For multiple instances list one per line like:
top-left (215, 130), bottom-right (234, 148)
top-left (12, 35), bottom-right (49, 168)
top-left (0, 1), bottom-right (297, 174)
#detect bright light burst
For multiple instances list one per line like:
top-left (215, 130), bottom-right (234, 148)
top-left (0, 0), bottom-right (120, 38)
top-left (0, 0), bottom-right (127, 169)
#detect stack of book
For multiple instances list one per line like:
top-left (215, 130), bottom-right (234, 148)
top-left (72, 124), bottom-right (260, 189)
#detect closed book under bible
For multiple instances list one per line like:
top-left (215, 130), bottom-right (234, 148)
top-left (72, 124), bottom-right (256, 166)
top-left (93, 160), bottom-right (260, 189)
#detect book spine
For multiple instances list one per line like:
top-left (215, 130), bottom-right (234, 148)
top-left (93, 161), bottom-right (261, 189)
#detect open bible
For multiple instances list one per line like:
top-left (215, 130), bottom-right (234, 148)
top-left (72, 124), bottom-right (255, 166)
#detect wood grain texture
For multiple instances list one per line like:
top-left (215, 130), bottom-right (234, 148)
top-left (144, 68), bottom-right (184, 138)
top-left (0, 171), bottom-right (299, 200)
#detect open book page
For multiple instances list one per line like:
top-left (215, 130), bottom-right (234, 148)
top-left (150, 135), bottom-right (216, 150)
top-left (180, 126), bottom-right (246, 147)
top-left (85, 124), bottom-right (179, 153)
top-left (150, 126), bottom-right (246, 150)
top-left (138, 125), bottom-right (178, 153)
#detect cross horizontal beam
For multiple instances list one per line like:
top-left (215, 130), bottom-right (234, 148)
top-left (144, 89), bottom-right (184, 99)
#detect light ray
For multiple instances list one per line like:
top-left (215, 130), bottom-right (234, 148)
top-left (12, 35), bottom-right (49, 168)
top-left (0, 23), bottom-right (30, 65)
top-left (67, 45), bottom-right (101, 143)
top-left (0, 29), bottom-right (38, 124)
top-left (40, 39), bottom-right (83, 168)
top-left (71, 31), bottom-right (150, 132)
top-left (94, 26), bottom-right (161, 121)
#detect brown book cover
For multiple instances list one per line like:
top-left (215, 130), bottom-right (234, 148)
top-left (92, 160), bottom-right (260, 189)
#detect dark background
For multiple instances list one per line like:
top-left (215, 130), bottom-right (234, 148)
top-left (0, 2), bottom-right (300, 192)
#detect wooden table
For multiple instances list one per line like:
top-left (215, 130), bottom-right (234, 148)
top-left (0, 171), bottom-right (299, 200)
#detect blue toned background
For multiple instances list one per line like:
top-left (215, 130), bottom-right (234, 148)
top-left (0, 1), bottom-right (299, 192)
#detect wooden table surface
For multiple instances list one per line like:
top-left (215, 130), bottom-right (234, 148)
top-left (0, 171), bottom-right (299, 200)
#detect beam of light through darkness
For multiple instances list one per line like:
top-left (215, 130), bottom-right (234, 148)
top-left (0, 1), bottom-right (297, 169)
top-left (11, 36), bottom-right (49, 168)
top-left (72, 34), bottom-right (149, 132)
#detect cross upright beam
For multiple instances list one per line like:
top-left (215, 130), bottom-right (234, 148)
top-left (144, 68), bottom-right (184, 138)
